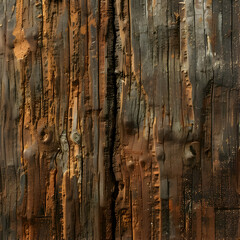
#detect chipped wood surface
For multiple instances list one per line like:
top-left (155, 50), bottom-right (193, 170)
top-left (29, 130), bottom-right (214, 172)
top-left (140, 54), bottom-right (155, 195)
top-left (0, 0), bottom-right (240, 239)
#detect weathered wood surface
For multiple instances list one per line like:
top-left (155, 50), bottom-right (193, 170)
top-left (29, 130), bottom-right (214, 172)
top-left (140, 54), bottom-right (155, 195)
top-left (0, 0), bottom-right (240, 239)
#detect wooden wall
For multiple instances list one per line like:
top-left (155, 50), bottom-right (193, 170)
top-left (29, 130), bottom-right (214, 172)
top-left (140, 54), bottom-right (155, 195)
top-left (0, 0), bottom-right (240, 239)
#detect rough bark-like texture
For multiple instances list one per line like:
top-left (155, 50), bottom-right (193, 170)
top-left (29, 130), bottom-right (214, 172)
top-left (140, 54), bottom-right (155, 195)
top-left (0, 0), bottom-right (240, 239)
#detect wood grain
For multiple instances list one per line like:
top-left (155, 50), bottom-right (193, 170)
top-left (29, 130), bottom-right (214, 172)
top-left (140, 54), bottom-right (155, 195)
top-left (0, 0), bottom-right (239, 239)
